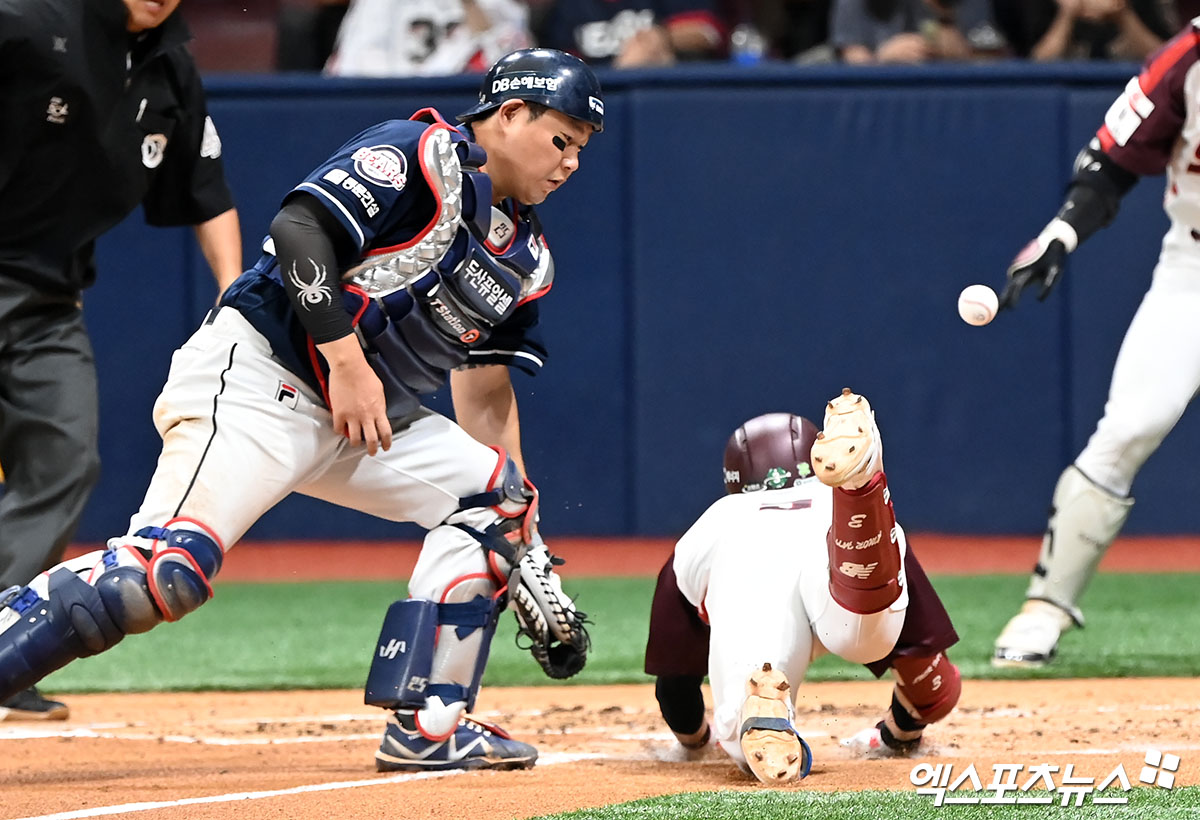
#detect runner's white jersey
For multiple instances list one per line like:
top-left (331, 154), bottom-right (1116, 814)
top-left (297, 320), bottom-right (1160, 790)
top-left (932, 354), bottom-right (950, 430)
top-left (673, 481), bottom-right (832, 614)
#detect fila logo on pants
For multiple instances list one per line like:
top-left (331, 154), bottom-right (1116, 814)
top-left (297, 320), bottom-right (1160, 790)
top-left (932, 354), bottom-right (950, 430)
top-left (276, 381), bottom-right (299, 409)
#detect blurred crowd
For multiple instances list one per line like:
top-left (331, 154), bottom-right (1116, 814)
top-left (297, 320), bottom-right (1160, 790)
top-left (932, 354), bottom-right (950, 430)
top-left (188, 0), bottom-right (1189, 74)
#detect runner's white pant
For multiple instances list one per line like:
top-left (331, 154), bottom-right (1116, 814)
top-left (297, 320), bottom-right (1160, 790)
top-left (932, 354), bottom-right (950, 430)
top-left (674, 500), bottom-right (908, 765)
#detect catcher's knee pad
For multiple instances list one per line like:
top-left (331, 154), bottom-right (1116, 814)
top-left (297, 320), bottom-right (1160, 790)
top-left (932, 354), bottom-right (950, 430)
top-left (447, 451), bottom-right (539, 583)
top-left (440, 454), bottom-right (590, 683)
top-left (892, 652), bottom-right (961, 726)
top-left (0, 522), bottom-right (223, 702)
top-left (364, 591), bottom-right (501, 712)
top-left (134, 523), bottom-right (224, 622)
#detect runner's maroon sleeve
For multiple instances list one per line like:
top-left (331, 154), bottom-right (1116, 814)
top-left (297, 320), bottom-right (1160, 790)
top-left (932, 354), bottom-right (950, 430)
top-left (826, 472), bottom-right (902, 614)
top-left (1097, 26), bottom-right (1200, 176)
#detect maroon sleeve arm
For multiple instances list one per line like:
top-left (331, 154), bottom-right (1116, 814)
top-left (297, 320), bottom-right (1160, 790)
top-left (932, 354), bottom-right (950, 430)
top-left (1096, 26), bottom-right (1200, 176)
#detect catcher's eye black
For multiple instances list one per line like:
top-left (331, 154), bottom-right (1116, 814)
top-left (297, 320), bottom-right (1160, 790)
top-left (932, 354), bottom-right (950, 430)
top-left (552, 136), bottom-right (566, 151)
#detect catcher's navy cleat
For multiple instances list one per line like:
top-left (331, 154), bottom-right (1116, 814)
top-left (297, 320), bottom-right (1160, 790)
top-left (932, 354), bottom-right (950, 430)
top-left (375, 710), bottom-right (538, 772)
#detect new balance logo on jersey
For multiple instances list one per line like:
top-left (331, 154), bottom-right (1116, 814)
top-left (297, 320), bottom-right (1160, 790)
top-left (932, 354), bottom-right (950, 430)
top-left (379, 639), bottom-right (407, 659)
top-left (52, 36), bottom-right (67, 53)
top-left (276, 381), bottom-right (299, 409)
top-left (838, 561), bottom-right (878, 579)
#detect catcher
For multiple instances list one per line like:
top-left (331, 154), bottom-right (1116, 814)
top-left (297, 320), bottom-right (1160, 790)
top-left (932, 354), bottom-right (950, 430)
top-left (645, 389), bottom-right (961, 783)
top-left (0, 49), bottom-right (596, 772)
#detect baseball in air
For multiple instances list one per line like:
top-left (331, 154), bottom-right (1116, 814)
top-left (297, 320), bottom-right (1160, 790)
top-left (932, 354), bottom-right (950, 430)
top-left (958, 284), bottom-right (999, 326)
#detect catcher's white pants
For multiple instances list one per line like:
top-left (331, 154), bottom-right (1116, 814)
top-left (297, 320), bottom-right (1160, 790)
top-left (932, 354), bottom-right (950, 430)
top-left (132, 308), bottom-right (504, 728)
top-left (674, 490), bottom-right (908, 765)
top-left (1074, 220), bottom-right (1200, 496)
top-left (133, 307), bottom-right (500, 548)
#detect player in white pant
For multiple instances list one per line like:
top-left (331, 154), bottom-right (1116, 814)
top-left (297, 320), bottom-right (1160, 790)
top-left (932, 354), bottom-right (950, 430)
top-left (993, 22), bottom-right (1200, 667)
top-left (655, 390), bottom-right (961, 783)
top-left (0, 49), bottom-right (602, 772)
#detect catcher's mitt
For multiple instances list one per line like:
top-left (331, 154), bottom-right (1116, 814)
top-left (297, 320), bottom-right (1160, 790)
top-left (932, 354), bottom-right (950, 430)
top-left (510, 538), bottom-right (590, 679)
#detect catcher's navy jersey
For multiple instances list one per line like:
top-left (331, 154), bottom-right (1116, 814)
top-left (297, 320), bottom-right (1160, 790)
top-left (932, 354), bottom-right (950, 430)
top-left (222, 111), bottom-right (548, 412)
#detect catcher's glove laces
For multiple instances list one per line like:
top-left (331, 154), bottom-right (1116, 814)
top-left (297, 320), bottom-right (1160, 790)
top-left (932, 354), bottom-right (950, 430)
top-left (510, 545), bottom-right (591, 679)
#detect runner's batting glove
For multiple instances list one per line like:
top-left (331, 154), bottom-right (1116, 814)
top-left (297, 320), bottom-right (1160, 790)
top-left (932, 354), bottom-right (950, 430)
top-left (510, 534), bottom-right (590, 679)
top-left (999, 218), bottom-right (1077, 310)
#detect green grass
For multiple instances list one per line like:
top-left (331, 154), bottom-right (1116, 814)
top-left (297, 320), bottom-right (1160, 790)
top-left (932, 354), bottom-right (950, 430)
top-left (532, 787), bottom-right (1200, 820)
top-left (41, 573), bottom-right (1200, 693)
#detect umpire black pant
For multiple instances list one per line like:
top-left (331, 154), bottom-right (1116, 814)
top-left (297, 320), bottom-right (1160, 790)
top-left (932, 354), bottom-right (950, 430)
top-left (0, 278), bottom-right (100, 589)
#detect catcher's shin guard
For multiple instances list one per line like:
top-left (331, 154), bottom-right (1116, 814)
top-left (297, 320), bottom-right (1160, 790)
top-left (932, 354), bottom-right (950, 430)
top-left (365, 599), bottom-right (439, 709)
top-left (364, 594), bottom-right (500, 715)
top-left (0, 522), bottom-right (223, 701)
top-left (827, 472), bottom-right (902, 614)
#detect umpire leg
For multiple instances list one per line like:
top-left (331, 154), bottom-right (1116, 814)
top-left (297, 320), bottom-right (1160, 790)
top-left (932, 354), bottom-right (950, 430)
top-left (0, 290), bottom-right (100, 590)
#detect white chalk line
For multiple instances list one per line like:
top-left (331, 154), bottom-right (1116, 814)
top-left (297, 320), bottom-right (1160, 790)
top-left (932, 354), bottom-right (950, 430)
top-left (4, 752), bottom-right (606, 820)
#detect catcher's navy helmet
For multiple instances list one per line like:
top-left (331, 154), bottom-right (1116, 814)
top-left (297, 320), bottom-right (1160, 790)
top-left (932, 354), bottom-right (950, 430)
top-left (458, 48), bottom-right (604, 132)
top-left (723, 413), bottom-right (820, 494)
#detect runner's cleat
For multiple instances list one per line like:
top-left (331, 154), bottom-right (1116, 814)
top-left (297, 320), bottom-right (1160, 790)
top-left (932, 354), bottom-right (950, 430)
top-left (811, 388), bottom-right (883, 490)
top-left (738, 663), bottom-right (812, 784)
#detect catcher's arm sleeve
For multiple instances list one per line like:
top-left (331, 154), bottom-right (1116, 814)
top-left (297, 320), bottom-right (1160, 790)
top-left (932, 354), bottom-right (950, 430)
top-left (270, 195), bottom-right (355, 344)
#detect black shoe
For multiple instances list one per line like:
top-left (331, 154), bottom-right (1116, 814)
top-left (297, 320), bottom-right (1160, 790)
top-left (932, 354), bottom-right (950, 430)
top-left (0, 687), bottom-right (69, 721)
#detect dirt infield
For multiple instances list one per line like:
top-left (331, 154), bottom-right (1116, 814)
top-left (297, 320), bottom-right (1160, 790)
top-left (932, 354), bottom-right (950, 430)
top-left (5, 678), bottom-right (1199, 820)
